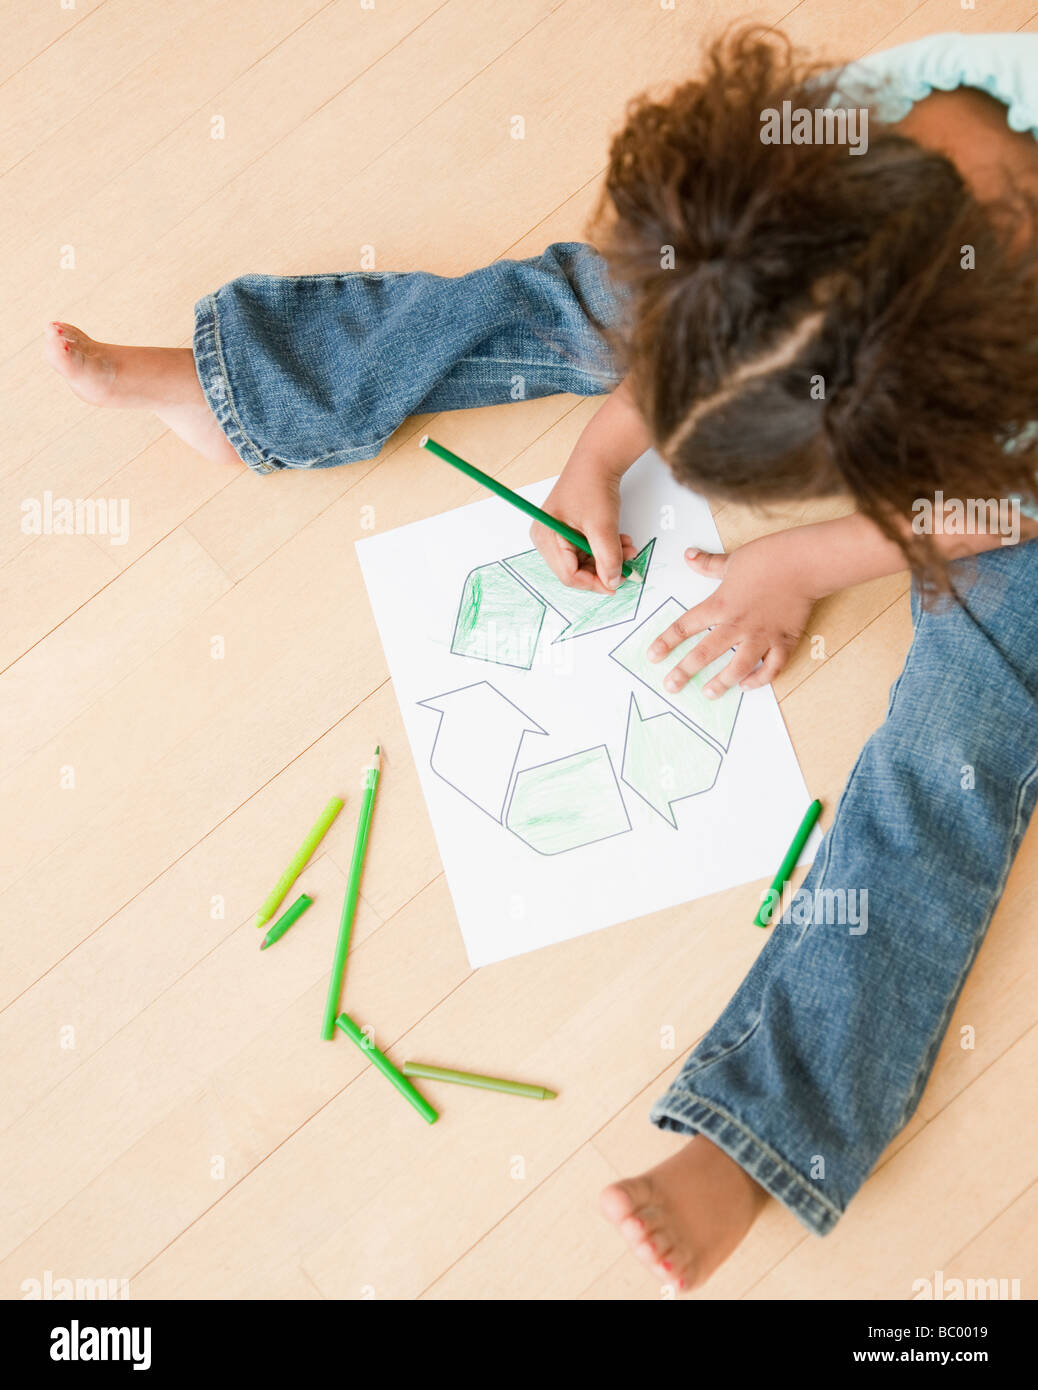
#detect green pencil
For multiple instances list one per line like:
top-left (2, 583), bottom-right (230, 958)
top-left (754, 798), bottom-right (822, 928)
top-left (336, 1013), bottom-right (438, 1124)
top-left (321, 749), bottom-right (380, 1040)
top-left (402, 1060), bottom-right (557, 1101)
top-left (259, 893), bottom-right (312, 950)
top-left (255, 796), bottom-right (343, 929)
top-left (419, 435), bottom-right (641, 585)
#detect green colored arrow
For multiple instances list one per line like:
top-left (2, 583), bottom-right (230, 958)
top-left (451, 561), bottom-right (546, 668)
top-left (502, 539), bottom-right (655, 641)
top-left (621, 694), bottom-right (722, 827)
top-left (610, 596), bottom-right (742, 750)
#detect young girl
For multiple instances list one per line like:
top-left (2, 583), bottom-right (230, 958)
top-left (45, 28), bottom-right (1038, 1293)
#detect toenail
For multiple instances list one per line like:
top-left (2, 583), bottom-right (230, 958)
top-left (63, 342), bottom-right (70, 352)
top-left (662, 1260), bottom-right (673, 1272)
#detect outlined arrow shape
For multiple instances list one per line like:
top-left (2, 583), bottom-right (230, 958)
top-left (621, 693), bottom-right (722, 827)
top-left (502, 538), bottom-right (655, 641)
top-left (417, 681), bottom-right (547, 823)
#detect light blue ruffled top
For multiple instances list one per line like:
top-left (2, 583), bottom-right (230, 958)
top-left (832, 30), bottom-right (1038, 137)
top-left (830, 32), bottom-right (1038, 520)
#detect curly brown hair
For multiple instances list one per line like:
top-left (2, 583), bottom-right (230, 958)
top-left (591, 27), bottom-right (1038, 580)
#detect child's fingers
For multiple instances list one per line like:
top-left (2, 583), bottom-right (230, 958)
top-left (584, 523), bottom-right (625, 593)
top-left (684, 547), bottom-right (727, 579)
top-left (551, 540), bottom-right (579, 582)
top-left (739, 648), bottom-right (788, 690)
top-left (662, 629), bottom-right (733, 693)
top-left (702, 643), bottom-right (764, 699)
top-left (566, 565), bottom-right (608, 592)
top-left (555, 548), bottom-right (606, 593)
top-left (646, 600), bottom-right (715, 663)
top-left (530, 519), bottom-right (568, 570)
top-left (532, 521), bottom-right (608, 592)
top-left (534, 525), bottom-right (580, 585)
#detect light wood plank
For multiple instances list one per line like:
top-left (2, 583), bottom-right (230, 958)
top-left (746, 1024), bottom-right (1038, 1299)
top-left (4, 0), bottom-right (1036, 1305)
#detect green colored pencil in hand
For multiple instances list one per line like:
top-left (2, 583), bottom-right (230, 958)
top-left (420, 435), bottom-right (642, 586)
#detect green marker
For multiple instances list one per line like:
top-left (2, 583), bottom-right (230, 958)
top-left (419, 435), bottom-right (641, 586)
top-left (336, 1013), bottom-right (438, 1125)
top-left (255, 796), bottom-right (343, 929)
top-left (402, 1060), bottom-right (557, 1101)
top-left (260, 893), bottom-right (312, 950)
top-left (754, 798), bottom-right (823, 928)
top-left (321, 749), bottom-right (380, 1040)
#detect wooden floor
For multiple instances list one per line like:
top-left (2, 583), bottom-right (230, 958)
top-left (2, 0), bottom-right (1037, 1302)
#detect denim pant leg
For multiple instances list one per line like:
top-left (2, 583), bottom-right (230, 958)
top-left (651, 541), bottom-right (1038, 1236)
top-left (191, 243), bottom-right (623, 474)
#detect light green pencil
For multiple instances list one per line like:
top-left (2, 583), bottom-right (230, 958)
top-left (255, 796), bottom-right (344, 929)
top-left (402, 1060), bottom-right (557, 1101)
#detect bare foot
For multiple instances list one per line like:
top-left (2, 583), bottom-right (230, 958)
top-left (600, 1135), bottom-right (768, 1292)
top-left (44, 321), bottom-right (244, 469)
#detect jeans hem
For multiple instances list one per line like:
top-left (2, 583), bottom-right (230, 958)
top-left (192, 293), bottom-right (281, 476)
top-left (649, 1089), bottom-right (842, 1237)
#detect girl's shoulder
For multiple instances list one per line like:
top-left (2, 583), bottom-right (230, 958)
top-left (827, 31), bottom-right (1038, 138)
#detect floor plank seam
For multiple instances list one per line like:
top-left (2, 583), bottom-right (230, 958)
top-left (0, 678), bottom-right (394, 1010)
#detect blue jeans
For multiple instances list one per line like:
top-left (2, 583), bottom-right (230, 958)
top-left (194, 246), bottom-right (1038, 1235)
top-left (192, 245), bottom-right (621, 474)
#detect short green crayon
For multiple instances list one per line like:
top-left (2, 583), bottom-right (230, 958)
top-left (401, 1061), bottom-right (557, 1101)
top-left (255, 796), bottom-right (343, 929)
top-left (336, 1013), bottom-right (438, 1124)
top-left (260, 893), bottom-right (312, 950)
top-left (754, 798), bottom-right (823, 928)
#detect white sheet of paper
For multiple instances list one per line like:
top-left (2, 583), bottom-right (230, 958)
top-left (356, 449), bottom-right (819, 966)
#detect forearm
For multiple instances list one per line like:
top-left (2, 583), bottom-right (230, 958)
top-left (567, 378), bottom-right (653, 480)
top-left (771, 511), bottom-right (1038, 598)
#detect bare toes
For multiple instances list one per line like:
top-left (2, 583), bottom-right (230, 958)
top-left (599, 1175), bottom-right (655, 1226)
top-left (618, 1213), bottom-right (649, 1247)
top-left (632, 1236), bottom-right (664, 1270)
top-left (50, 321), bottom-right (76, 343)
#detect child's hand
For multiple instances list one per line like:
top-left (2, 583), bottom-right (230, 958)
top-left (647, 537), bottom-right (816, 696)
top-left (531, 460), bottom-right (637, 595)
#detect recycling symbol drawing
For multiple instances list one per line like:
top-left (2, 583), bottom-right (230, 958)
top-left (418, 539), bottom-right (742, 855)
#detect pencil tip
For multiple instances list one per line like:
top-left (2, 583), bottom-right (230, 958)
top-left (259, 940), bottom-right (268, 950)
